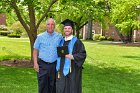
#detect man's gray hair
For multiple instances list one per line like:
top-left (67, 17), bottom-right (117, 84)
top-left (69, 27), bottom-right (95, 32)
top-left (46, 18), bottom-right (56, 25)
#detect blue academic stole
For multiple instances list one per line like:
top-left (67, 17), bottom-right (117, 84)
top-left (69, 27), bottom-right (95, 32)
top-left (56, 37), bottom-right (77, 76)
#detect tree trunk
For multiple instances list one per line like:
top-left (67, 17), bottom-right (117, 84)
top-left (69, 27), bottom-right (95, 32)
top-left (28, 4), bottom-right (37, 62)
top-left (76, 30), bottom-right (80, 39)
top-left (130, 29), bottom-right (133, 42)
top-left (87, 17), bottom-right (93, 40)
top-left (28, 32), bottom-right (37, 62)
top-left (114, 27), bottom-right (125, 42)
top-left (73, 27), bottom-right (75, 36)
top-left (127, 29), bottom-right (133, 43)
top-left (75, 21), bottom-right (88, 39)
top-left (27, 24), bottom-right (37, 62)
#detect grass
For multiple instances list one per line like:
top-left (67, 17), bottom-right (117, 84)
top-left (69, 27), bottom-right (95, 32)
top-left (82, 41), bottom-right (140, 93)
top-left (0, 37), bottom-right (30, 60)
top-left (0, 66), bottom-right (37, 93)
top-left (0, 37), bottom-right (140, 93)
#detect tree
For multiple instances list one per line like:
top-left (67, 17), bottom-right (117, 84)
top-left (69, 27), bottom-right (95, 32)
top-left (109, 0), bottom-right (140, 42)
top-left (1, 0), bottom-right (58, 61)
top-left (54, 0), bottom-right (107, 39)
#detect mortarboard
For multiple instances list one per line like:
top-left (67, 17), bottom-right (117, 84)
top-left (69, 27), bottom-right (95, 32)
top-left (61, 19), bottom-right (75, 29)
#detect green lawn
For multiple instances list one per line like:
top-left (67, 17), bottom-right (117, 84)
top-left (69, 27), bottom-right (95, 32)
top-left (0, 37), bottom-right (140, 93)
top-left (0, 37), bottom-right (30, 60)
top-left (83, 41), bottom-right (140, 93)
top-left (0, 66), bottom-right (37, 93)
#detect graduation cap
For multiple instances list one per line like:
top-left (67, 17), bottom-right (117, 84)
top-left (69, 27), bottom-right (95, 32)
top-left (61, 19), bottom-right (75, 29)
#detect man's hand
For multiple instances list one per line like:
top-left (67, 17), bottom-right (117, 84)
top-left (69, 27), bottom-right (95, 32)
top-left (65, 54), bottom-right (74, 60)
top-left (34, 63), bottom-right (39, 72)
top-left (33, 49), bottom-right (39, 72)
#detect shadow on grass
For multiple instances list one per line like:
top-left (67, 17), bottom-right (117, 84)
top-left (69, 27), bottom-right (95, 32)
top-left (0, 66), bottom-right (38, 93)
top-left (82, 62), bottom-right (140, 93)
top-left (122, 55), bottom-right (140, 60)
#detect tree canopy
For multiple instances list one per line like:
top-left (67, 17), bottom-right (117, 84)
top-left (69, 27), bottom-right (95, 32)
top-left (110, 0), bottom-right (140, 41)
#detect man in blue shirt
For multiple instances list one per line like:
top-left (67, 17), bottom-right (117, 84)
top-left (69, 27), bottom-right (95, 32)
top-left (33, 18), bottom-right (62, 93)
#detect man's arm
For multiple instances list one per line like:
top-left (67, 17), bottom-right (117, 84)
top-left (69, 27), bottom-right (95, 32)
top-left (33, 48), bottom-right (39, 72)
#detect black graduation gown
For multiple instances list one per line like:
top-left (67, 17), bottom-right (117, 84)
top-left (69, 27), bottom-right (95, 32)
top-left (56, 39), bottom-right (86, 93)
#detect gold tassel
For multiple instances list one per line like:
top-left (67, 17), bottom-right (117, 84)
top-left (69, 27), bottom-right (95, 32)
top-left (58, 70), bottom-right (60, 78)
top-left (70, 60), bottom-right (72, 73)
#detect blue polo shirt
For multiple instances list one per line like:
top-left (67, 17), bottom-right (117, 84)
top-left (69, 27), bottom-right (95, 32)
top-left (34, 31), bottom-right (62, 63)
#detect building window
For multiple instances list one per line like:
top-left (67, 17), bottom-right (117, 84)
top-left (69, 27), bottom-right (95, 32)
top-left (112, 32), bottom-right (115, 36)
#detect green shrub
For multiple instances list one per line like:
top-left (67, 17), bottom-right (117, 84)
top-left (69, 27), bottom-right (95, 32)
top-left (7, 34), bottom-right (21, 38)
top-left (10, 21), bottom-right (25, 36)
top-left (104, 36), bottom-right (107, 40)
top-left (107, 37), bottom-right (114, 41)
top-left (0, 31), bottom-right (10, 36)
top-left (99, 36), bottom-right (106, 41)
top-left (37, 22), bottom-right (47, 34)
top-left (93, 34), bottom-right (101, 40)
top-left (79, 34), bottom-right (83, 39)
top-left (0, 25), bottom-right (8, 31)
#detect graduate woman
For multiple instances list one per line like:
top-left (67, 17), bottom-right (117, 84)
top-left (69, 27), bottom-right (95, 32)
top-left (56, 19), bottom-right (86, 93)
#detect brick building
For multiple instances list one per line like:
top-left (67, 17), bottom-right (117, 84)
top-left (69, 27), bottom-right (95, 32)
top-left (0, 14), bottom-right (6, 25)
top-left (82, 22), bottom-right (140, 42)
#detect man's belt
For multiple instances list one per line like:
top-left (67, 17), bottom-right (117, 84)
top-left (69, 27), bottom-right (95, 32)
top-left (38, 58), bottom-right (56, 64)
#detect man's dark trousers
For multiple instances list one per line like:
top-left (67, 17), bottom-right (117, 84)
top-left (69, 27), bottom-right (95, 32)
top-left (37, 59), bottom-right (56, 93)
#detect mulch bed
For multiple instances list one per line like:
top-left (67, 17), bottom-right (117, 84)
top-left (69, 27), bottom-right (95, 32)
top-left (0, 60), bottom-right (33, 68)
top-left (111, 42), bottom-right (140, 47)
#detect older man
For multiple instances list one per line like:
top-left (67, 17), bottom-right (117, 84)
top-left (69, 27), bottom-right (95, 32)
top-left (33, 18), bottom-right (62, 93)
